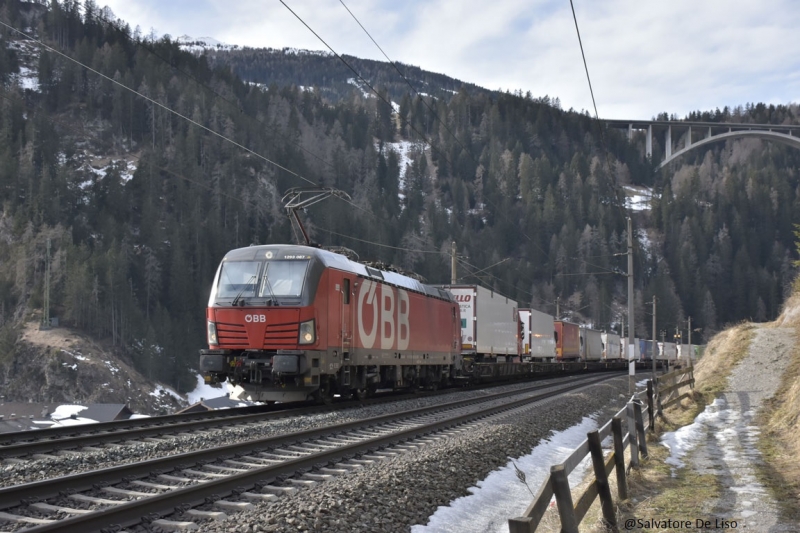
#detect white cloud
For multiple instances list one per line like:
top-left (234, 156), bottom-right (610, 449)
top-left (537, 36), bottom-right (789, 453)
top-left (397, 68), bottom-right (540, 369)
top-left (100, 0), bottom-right (800, 118)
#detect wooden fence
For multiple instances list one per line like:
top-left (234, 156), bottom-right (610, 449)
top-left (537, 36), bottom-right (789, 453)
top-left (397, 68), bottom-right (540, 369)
top-left (508, 367), bottom-right (694, 533)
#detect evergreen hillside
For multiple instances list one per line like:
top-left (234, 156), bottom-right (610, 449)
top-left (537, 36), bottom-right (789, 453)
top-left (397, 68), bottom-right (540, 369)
top-left (0, 0), bottom-right (797, 392)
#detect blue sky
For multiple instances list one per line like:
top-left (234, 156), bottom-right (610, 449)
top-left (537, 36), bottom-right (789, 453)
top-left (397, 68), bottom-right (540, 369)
top-left (100, 0), bottom-right (800, 119)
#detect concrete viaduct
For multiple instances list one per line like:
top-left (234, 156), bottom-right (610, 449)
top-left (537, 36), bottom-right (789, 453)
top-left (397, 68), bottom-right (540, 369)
top-left (605, 119), bottom-right (800, 168)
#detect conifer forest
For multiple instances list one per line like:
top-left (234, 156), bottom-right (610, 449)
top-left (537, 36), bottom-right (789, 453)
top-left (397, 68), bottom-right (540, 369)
top-left (0, 0), bottom-right (797, 391)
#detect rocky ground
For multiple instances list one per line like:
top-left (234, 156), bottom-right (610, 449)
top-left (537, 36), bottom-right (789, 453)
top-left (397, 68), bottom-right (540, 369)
top-left (0, 321), bottom-right (184, 415)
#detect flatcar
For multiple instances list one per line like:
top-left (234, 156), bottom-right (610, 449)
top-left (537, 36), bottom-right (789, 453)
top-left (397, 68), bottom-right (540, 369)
top-left (200, 245), bottom-right (460, 403)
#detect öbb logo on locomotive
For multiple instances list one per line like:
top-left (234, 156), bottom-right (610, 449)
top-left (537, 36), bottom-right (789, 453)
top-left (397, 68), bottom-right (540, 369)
top-left (356, 279), bottom-right (410, 351)
top-left (244, 314), bottom-right (267, 323)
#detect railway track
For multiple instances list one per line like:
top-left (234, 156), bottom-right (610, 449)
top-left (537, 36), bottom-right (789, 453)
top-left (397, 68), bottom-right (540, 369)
top-left (0, 366), bottom-right (623, 461)
top-left (0, 373), bottom-right (617, 532)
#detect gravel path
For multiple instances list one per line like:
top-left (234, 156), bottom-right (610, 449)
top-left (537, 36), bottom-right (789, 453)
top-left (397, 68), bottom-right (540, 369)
top-left (679, 325), bottom-right (796, 532)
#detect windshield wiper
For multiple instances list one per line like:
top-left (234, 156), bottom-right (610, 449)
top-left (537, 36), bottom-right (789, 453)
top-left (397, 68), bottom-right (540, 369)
top-left (231, 274), bottom-right (257, 307)
top-left (261, 264), bottom-right (279, 306)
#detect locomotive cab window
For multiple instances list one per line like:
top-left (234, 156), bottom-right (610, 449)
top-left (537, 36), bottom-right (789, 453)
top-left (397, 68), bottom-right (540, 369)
top-left (259, 260), bottom-right (310, 298)
top-left (217, 261), bottom-right (261, 298)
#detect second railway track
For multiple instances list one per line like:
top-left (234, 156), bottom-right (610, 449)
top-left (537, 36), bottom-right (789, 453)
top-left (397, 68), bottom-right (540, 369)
top-left (0, 373), bottom-right (619, 532)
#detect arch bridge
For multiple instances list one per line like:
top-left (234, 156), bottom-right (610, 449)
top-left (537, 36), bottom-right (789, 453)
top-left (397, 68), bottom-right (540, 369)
top-left (605, 119), bottom-right (800, 168)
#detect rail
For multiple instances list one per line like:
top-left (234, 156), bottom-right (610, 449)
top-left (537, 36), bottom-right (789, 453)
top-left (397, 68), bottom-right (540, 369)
top-left (508, 367), bottom-right (694, 533)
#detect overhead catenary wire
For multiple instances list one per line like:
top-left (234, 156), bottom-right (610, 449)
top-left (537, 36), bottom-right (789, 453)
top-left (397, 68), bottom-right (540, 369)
top-left (0, 17), bottom-right (320, 190)
top-left (84, 5), bottom-right (342, 175)
top-left (281, 0), bottom-right (552, 264)
top-left (0, 85), bottom-right (454, 263)
top-left (0, 15), bottom-right (458, 270)
top-left (336, 0), bottom-right (470, 158)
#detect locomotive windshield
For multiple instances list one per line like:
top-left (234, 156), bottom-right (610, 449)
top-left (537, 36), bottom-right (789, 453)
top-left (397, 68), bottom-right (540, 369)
top-left (259, 260), bottom-right (309, 297)
top-left (215, 259), bottom-right (309, 300)
top-left (217, 261), bottom-right (261, 298)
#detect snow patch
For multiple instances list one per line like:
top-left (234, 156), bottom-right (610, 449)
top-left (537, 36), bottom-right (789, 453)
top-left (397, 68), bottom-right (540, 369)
top-left (377, 140), bottom-right (428, 198)
top-left (151, 384), bottom-right (182, 401)
top-left (176, 34), bottom-right (237, 52)
top-left (412, 415), bottom-right (600, 533)
top-left (185, 373), bottom-right (236, 404)
top-left (624, 185), bottom-right (655, 211)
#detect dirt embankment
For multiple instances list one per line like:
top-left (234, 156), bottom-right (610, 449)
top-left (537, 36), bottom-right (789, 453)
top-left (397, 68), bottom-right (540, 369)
top-left (0, 322), bottom-right (185, 415)
top-left (615, 293), bottom-right (800, 531)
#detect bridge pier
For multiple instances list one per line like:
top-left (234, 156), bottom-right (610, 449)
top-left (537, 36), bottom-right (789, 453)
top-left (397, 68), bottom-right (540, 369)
top-left (646, 125), bottom-right (652, 158)
top-left (665, 125), bottom-right (672, 159)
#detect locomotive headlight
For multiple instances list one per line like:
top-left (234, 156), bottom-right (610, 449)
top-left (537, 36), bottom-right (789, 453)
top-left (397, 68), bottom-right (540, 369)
top-left (299, 319), bottom-right (315, 345)
top-left (207, 321), bottom-right (218, 346)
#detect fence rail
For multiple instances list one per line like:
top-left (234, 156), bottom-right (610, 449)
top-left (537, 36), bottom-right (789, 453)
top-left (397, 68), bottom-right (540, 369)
top-left (509, 367), bottom-right (694, 533)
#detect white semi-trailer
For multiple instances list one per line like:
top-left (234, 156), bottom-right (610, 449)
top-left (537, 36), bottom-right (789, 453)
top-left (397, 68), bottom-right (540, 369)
top-left (601, 332), bottom-right (621, 360)
top-left (439, 284), bottom-right (519, 362)
top-left (519, 308), bottom-right (556, 361)
top-left (579, 327), bottom-right (604, 361)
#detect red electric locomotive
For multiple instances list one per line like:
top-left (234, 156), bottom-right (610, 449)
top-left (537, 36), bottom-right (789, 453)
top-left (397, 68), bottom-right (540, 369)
top-left (200, 244), bottom-right (462, 403)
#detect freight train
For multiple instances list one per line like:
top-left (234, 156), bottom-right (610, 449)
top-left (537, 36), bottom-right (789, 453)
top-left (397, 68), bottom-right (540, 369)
top-left (199, 244), bottom-right (695, 403)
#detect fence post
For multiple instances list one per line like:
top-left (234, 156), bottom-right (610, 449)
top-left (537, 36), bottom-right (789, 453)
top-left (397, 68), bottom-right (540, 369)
top-left (646, 380), bottom-right (655, 431)
top-left (633, 400), bottom-right (648, 458)
top-left (587, 430), bottom-right (617, 530)
top-left (655, 376), bottom-right (663, 417)
top-left (508, 517), bottom-right (534, 533)
top-left (626, 402), bottom-right (639, 467)
top-left (551, 464), bottom-right (579, 533)
top-left (611, 417), bottom-right (628, 500)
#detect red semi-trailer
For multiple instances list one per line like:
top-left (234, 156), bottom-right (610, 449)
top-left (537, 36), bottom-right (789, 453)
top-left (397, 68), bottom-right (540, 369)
top-left (554, 320), bottom-right (581, 360)
top-left (200, 245), bottom-right (461, 403)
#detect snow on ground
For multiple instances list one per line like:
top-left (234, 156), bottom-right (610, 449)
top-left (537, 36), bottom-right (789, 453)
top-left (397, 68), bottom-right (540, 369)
top-left (150, 384), bottom-right (182, 402)
top-left (347, 78), bottom-right (372, 99)
top-left (176, 34), bottom-right (237, 52)
top-left (624, 185), bottom-right (655, 211)
top-left (185, 373), bottom-right (235, 404)
top-left (661, 396), bottom-right (766, 484)
top-left (41, 404), bottom-right (99, 427)
top-left (7, 39), bottom-right (41, 92)
top-left (16, 65), bottom-right (39, 91)
top-left (412, 415), bottom-right (600, 533)
top-left (377, 140), bottom-right (427, 201)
